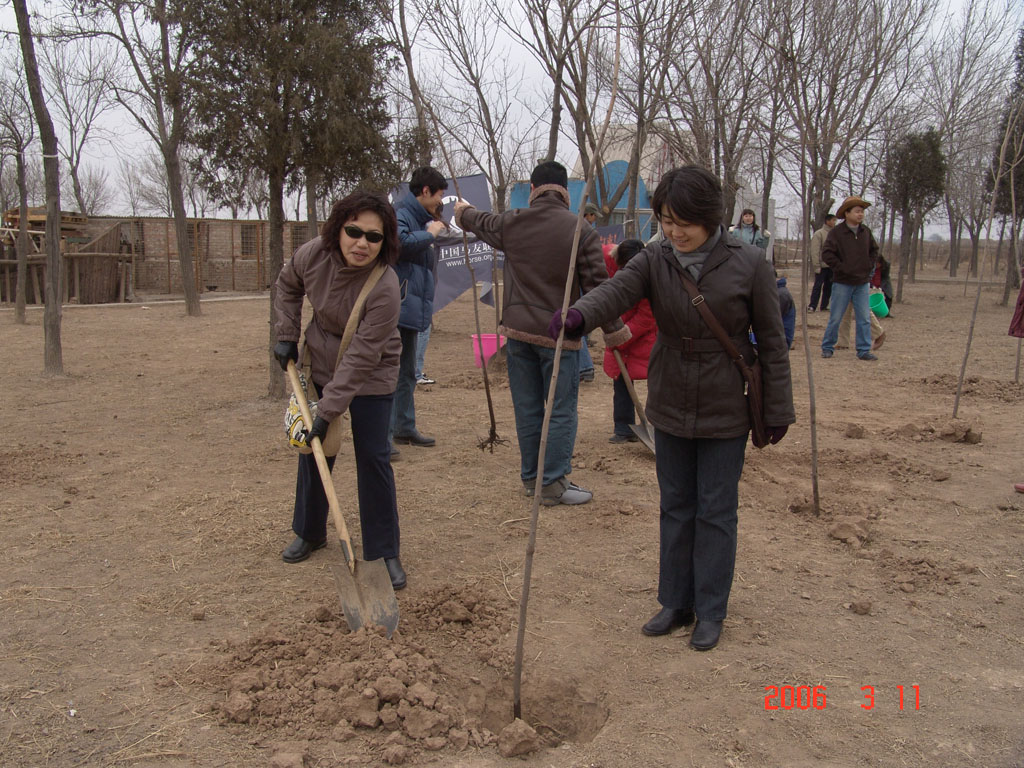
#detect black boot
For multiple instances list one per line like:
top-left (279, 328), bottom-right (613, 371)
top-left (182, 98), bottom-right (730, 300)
top-left (385, 557), bottom-right (407, 590)
top-left (641, 607), bottom-right (695, 636)
top-left (689, 620), bottom-right (723, 651)
top-left (281, 535), bottom-right (326, 564)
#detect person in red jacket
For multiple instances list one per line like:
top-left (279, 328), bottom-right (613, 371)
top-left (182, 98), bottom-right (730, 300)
top-left (602, 239), bottom-right (658, 443)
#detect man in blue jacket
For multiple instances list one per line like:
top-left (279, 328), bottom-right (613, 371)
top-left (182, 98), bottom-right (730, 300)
top-left (392, 167), bottom-right (448, 449)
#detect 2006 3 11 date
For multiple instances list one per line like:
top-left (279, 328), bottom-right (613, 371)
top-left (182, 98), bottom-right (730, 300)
top-left (764, 685), bottom-right (921, 710)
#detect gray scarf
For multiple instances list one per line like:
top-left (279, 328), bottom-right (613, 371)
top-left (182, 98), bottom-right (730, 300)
top-left (673, 226), bottom-right (722, 281)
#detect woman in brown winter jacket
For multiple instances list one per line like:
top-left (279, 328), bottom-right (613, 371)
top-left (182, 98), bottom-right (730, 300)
top-left (551, 166), bottom-right (795, 651)
top-left (272, 191), bottom-right (407, 590)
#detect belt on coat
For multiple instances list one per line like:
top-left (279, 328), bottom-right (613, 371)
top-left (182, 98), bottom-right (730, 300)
top-left (658, 334), bottom-right (750, 353)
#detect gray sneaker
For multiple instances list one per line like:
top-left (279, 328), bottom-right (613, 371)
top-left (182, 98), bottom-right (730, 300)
top-left (522, 480), bottom-right (535, 497)
top-left (541, 481), bottom-right (593, 506)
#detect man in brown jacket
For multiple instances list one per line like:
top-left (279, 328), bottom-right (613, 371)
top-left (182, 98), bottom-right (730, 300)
top-left (820, 196), bottom-right (879, 361)
top-left (454, 161), bottom-right (630, 505)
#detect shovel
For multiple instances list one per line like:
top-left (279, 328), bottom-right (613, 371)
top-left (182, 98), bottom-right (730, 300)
top-left (285, 361), bottom-right (400, 638)
top-left (611, 349), bottom-right (656, 454)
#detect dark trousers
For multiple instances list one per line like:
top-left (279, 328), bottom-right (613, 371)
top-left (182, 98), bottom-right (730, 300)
top-left (293, 391), bottom-right (400, 561)
top-left (808, 267), bottom-right (833, 310)
top-left (390, 327), bottom-right (419, 437)
top-left (653, 430), bottom-right (747, 621)
top-left (612, 375), bottom-right (636, 436)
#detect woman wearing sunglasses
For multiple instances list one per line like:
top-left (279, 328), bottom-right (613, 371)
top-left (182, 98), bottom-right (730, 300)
top-left (272, 190), bottom-right (408, 589)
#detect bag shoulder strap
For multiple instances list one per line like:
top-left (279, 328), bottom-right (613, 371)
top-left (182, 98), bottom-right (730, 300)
top-left (335, 262), bottom-right (387, 370)
top-left (677, 271), bottom-right (753, 377)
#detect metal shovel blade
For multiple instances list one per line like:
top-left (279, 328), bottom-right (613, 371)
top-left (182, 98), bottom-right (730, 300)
top-left (629, 422), bottom-right (656, 454)
top-left (329, 558), bottom-right (400, 639)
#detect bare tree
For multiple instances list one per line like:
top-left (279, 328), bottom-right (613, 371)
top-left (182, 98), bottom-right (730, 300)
top-left (662, 0), bottom-right (768, 224)
top-left (418, 0), bottom-right (539, 211)
top-left (381, 0), bottom-right (433, 168)
top-left (0, 56), bottom-right (36, 325)
top-left (78, 0), bottom-right (201, 315)
top-left (921, 0), bottom-right (1010, 276)
top-left (494, 0), bottom-right (611, 164)
top-left (39, 35), bottom-right (120, 215)
top-left (767, 0), bottom-right (938, 229)
top-left (13, 0), bottom-right (64, 373)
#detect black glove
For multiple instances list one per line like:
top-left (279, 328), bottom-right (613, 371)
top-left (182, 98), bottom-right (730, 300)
top-left (305, 415), bottom-right (330, 446)
top-left (766, 425), bottom-right (789, 445)
top-left (274, 340), bottom-right (298, 371)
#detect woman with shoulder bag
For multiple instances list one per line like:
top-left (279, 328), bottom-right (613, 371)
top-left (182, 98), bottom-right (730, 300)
top-left (272, 190), bottom-right (407, 590)
top-left (549, 166), bottom-right (795, 650)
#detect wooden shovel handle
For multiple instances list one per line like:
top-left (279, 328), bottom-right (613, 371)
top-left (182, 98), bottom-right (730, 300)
top-left (286, 361), bottom-right (355, 571)
top-left (611, 349), bottom-right (651, 432)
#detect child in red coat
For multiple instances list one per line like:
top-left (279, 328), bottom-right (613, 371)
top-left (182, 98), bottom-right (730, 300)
top-left (602, 240), bottom-right (659, 442)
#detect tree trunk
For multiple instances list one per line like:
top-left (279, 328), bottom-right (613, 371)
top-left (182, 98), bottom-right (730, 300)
top-left (164, 146), bottom-right (201, 315)
top-left (14, 0), bottom-right (62, 374)
top-left (908, 215), bottom-right (918, 282)
top-left (895, 214), bottom-right (911, 303)
top-left (15, 150), bottom-right (29, 324)
top-left (946, 199), bottom-right (958, 277)
top-left (267, 165), bottom-right (287, 399)
top-left (545, 58), bottom-right (565, 163)
top-left (71, 165), bottom-right (88, 215)
top-left (306, 174), bottom-right (318, 242)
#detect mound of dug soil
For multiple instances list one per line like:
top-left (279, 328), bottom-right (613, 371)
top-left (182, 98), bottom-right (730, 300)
top-left (187, 583), bottom-right (607, 764)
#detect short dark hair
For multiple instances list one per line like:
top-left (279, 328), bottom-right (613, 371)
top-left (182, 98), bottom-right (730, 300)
top-left (530, 160), bottom-right (568, 188)
top-left (409, 166), bottom-right (448, 197)
top-left (651, 166), bottom-right (723, 234)
top-left (824, 213), bottom-right (837, 222)
top-left (615, 238), bottom-right (645, 268)
top-left (321, 190), bottom-right (399, 267)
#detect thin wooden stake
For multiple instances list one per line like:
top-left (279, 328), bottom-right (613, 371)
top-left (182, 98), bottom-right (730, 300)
top-left (511, 3), bottom-right (622, 722)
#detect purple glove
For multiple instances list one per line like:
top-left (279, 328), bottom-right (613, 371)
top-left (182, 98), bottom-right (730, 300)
top-left (766, 425), bottom-right (788, 445)
top-left (547, 308), bottom-right (584, 341)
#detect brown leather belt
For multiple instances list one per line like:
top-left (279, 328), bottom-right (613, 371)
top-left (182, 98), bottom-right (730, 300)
top-left (658, 334), bottom-right (750, 353)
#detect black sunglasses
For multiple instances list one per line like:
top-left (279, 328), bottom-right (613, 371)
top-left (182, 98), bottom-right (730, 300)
top-left (343, 225), bottom-right (385, 244)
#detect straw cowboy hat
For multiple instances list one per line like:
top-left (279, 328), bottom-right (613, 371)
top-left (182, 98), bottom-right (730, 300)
top-left (836, 196), bottom-right (870, 219)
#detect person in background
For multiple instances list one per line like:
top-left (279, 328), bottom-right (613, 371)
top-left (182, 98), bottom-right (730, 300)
top-left (578, 202), bottom-right (601, 382)
top-left (392, 166), bottom-right (447, 450)
top-left (820, 195), bottom-right (880, 361)
top-left (601, 239), bottom-right (656, 443)
top-left (415, 325), bottom-right (435, 385)
top-left (455, 161), bottom-right (629, 506)
top-left (551, 166), bottom-right (795, 651)
top-left (729, 208), bottom-right (770, 253)
top-left (872, 252), bottom-right (894, 314)
top-left (272, 190), bottom-right (407, 589)
top-left (777, 270), bottom-right (796, 349)
top-left (807, 213), bottom-right (836, 312)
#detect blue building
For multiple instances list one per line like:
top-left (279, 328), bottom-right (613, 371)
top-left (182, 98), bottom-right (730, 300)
top-left (509, 160), bottom-right (655, 241)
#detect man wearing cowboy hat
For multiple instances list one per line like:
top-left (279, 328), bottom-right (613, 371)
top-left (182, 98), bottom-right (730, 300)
top-left (820, 195), bottom-right (880, 361)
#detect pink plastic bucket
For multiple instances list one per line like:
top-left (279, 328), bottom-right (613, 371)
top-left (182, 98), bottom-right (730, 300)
top-left (471, 333), bottom-right (506, 368)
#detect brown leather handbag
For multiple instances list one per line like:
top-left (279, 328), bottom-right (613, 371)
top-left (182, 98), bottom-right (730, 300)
top-left (677, 272), bottom-right (768, 449)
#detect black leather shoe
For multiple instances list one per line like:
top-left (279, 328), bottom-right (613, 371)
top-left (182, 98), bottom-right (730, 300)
top-left (641, 607), bottom-right (695, 636)
top-left (385, 556), bottom-right (407, 590)
top-left (393, 430), bottom-right (436, 447)
top-left (282, 535), bottom-right (326, 564)
top-left (689, 619), bottom-right (723, 651)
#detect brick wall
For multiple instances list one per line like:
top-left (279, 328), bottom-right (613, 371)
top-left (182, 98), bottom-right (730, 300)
top-left (88, 216), bottom-right (316, 294)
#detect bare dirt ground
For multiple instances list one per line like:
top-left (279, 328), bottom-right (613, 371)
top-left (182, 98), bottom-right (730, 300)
top-left (1, 271), bottom-right (1023, 768)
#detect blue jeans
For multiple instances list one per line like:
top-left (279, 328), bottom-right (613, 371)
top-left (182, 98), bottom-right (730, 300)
top-left (505, 338), bottom-right (579, 487)
top-left (613, 375), bottom-right (635, 436)
top-left (653, 430), bottom-right (747, 621)
top-left (822, 281), bottom-right (871, 356)
top-left (415, 326), bottom-right (431, 378)
top-left (578, 334), bottom-right (594, 374)
top-left (390, 327), bottom-right (419, 437)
